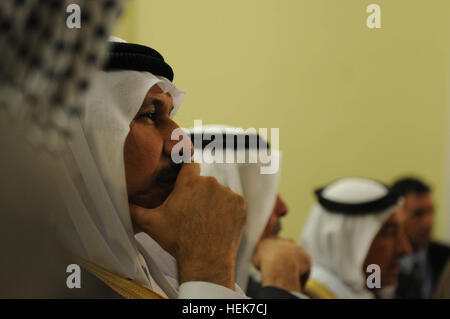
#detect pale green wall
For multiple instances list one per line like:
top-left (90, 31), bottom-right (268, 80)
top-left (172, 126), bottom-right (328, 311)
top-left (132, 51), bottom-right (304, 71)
top-left (115, 0), bottom-right (450, 242)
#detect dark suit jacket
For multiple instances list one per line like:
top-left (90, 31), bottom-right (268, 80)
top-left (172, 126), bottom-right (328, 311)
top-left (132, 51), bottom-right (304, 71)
top-left (428, 241), bottom-right (450, 288)
top-left (397, 241), bottom-right (450, 299)
top-left (246, 276), bottom-right (301, 299)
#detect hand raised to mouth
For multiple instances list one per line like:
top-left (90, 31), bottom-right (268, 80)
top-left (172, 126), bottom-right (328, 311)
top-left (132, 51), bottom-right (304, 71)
top-left (130, 162), bottom-right (247, 290)
top-left (253, 236), bottom-right (311, 293)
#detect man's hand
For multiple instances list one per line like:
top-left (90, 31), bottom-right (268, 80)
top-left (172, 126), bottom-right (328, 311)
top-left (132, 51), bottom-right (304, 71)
top-left (252, 236), bottom-right (311, 293)
top-left (129, 163), bottom-right (247, 290)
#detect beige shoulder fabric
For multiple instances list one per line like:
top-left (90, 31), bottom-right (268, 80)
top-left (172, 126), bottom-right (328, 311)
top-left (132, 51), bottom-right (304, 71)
top-left (434, 259), bottom-right (450, 299)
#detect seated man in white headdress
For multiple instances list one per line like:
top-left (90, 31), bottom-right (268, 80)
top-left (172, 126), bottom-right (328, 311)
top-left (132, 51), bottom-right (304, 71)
top-left (57, 39), bottom-right (247, 299)
top-left (140, 126), bottom-right (310, 298)
top-left (300, 178), bottom-right (411, 299)
top-left (247, 195), bottom-right (311, 298)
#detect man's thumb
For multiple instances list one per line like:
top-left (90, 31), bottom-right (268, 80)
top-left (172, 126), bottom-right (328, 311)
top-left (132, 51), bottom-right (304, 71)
top-left (175, 162), bottom-right (200, 184)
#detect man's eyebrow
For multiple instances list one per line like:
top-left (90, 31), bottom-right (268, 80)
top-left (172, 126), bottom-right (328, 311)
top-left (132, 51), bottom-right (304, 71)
top-left (142, 98), bottom-right (174, 114)
top-left (143, 97), bottom-right (164, 109)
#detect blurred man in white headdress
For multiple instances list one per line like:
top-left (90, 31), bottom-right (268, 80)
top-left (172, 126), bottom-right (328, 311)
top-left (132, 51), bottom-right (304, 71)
top-left (247, 194), bottom-right (311, 299)
top-left (55, 39), bottom-right (248, 299)
top-left (300, 178), bottom-right (411, 299)
top-left (142, 125), bottom-right (310, 298)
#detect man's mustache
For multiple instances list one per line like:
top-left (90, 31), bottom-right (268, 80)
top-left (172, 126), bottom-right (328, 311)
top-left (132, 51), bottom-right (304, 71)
top-left (155, 161), bottom-right (183, 184)
top-left (271, 220), bottom-right (282, 235)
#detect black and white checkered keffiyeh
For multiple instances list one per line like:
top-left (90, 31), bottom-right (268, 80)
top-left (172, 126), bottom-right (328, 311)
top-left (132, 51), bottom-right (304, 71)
top-left (0, 0), bottom-right (125, 149)
top-left (0, 0), bottom-right (133, 298)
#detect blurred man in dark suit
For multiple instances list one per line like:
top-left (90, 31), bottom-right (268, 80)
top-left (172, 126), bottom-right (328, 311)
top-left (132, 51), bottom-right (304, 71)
top-left (392, 177), bottom-right (450, 299)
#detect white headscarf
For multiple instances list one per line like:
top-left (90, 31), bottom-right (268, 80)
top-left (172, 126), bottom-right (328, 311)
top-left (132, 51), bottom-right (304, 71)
top-left (300, 178), bottom-right (402, 299)
top-left (186, 126), bottom-right (282, 290)
top-left (54, 63), bottom-right (185, 297)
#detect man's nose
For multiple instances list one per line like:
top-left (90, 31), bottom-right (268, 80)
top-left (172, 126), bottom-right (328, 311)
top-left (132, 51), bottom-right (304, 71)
top-left (424, 212), bottom-right (434, 230)
top-left (163, 121), bottom-right (194, 159)
top-left (276, 197), bottom-right (288, 217)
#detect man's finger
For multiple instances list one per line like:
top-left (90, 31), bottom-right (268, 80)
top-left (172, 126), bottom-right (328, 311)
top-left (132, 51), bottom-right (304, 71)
top-left (175, 162), bottom-right (200, 182)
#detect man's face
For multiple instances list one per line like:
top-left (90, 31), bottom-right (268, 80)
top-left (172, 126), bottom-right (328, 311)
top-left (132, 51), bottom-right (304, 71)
top-left (124, 85), bottom-right (193, 210)
top-left (363, 208), bottom-right (412, 287)
top-left (260, 195), bottom-right (288, 239)
top-left (402, 192), bottom-right (434, 250)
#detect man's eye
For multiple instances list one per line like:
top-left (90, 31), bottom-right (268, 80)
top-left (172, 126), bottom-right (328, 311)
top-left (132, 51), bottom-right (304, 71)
top-left (379, 225), bottom-right (397, 237)
top-left (385, 229), bottom-right (397, 237)
top-left (413, 209), bottom-right (425, 218)
top-left (138, 112), bottom-right (156, 121)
